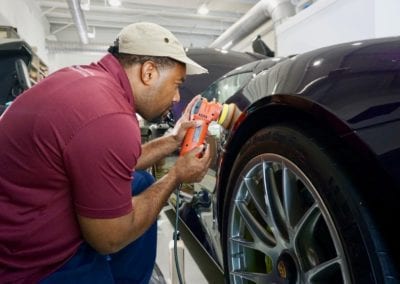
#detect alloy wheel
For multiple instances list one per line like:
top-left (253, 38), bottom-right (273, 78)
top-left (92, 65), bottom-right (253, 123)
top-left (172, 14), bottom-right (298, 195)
top-left (227, 153), bottom-right (351, 283)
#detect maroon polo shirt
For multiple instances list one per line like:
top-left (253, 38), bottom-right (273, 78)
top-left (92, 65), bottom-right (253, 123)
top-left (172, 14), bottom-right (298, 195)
top-left (0, 54), bottom-right (141, 283)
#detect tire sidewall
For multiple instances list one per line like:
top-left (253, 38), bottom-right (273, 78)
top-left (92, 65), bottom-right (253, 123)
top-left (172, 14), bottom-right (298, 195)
top-left (222, 125), bottom-right (381, 283)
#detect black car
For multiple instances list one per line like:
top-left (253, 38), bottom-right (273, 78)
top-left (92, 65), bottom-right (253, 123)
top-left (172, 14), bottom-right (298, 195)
top-left (172, 47), bottom-right (266, 121)
top-left (147, 47), bottom-right (265, 139)
top-left (177, 37), bottom-right (400, 283)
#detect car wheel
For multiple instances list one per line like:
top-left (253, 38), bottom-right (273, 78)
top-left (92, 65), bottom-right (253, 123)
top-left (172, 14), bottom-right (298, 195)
top-left (222, 124), bottom-right (394, 283)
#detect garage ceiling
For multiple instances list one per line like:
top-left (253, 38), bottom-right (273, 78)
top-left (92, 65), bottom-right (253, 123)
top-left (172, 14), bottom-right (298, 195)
top-left (38, 0), bottom-right (259, 53)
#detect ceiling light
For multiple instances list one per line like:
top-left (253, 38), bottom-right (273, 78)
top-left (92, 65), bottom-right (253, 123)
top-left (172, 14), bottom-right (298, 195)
top-left (222, 41), bottom-right (232, 50)
top-left (198, 4), bottom-right (209, 15)
top-left (87, 27), bottom-right (96, 39)
top-left (80, 0), bottom-right (90, 11)
top-left (108, 0), bottom-right (121, 7)
top-left (313, 59), bottom-right (322, 66)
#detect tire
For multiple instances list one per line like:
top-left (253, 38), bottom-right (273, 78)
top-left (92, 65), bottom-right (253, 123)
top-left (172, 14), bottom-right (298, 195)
top-left (222, 123), bottom-right (396, 284)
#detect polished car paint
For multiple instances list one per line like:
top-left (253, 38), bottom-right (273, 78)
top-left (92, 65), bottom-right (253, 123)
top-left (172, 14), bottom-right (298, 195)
top-left (178, 37), bottom-right (400, 282)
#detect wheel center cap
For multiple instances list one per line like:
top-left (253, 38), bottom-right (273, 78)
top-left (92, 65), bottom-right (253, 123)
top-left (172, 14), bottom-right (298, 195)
top-left (277, 252), bottom-right (297, 282)
top-left (277, 260), bottom-right (287, 279)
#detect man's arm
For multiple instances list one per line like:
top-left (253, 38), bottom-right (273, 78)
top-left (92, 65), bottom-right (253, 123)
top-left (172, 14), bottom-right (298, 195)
top-left (136, 96), bottom-right (201, 170)
top-left (135, 133), bottom-right (179, 170)
top-left (77, 145), bottom-right (211, 254)
top-left (75, 96), bottom-right (205, 254)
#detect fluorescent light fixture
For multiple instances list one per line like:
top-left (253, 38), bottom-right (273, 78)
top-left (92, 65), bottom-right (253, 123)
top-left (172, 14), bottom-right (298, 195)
top-left (222, 41), bottom-right (232, 50)
top-left (108, 0), bottom-right (121, 7)
top-left (80, 0), bottom-right (90, 11)
top-left (313, 59), bottom-right (322, 66)
top-left (198, 4), bottom-right (209, 15)
top-left (87, 27), bottom-right (95, 39)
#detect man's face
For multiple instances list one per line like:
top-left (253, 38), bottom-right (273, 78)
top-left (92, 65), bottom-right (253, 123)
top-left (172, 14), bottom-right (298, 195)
top-left (138, 62), bottom-right (186, 122)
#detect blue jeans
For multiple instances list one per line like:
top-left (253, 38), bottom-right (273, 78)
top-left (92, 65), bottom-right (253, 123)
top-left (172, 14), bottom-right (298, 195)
top-left (41, 171), bottom-right (156, 284)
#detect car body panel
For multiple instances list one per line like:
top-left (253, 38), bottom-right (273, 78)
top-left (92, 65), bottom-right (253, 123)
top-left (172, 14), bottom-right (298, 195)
top-left (223, 36), bottom-right (400, 189)
top-left (238, 36), bottom-right (400, 131)
top-left (177, 36), bottom-right (400, 272)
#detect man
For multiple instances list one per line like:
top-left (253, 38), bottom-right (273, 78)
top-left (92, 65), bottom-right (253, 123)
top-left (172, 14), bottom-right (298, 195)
top-left (0, 22), bottom-right (211, 283)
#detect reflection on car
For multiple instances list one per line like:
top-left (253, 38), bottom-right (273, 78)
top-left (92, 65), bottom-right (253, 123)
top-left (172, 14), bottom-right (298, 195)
top-left (177, 37), bottom-right (400, 283)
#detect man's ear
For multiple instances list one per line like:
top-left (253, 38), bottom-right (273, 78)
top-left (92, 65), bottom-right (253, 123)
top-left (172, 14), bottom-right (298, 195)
top-left (140, 61), bottom-right (158, 85)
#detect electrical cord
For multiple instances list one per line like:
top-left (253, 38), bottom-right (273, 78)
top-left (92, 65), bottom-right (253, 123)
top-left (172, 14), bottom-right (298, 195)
top-left (174, 184), bottom-right (183, 284)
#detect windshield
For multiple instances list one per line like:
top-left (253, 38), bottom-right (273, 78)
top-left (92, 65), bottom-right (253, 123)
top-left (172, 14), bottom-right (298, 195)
top-left (202, 72), bottom-right (253, 103)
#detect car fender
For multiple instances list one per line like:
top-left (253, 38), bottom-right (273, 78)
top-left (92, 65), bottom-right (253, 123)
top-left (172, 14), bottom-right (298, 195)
top-left (216, 94), bottom-right (399, 232)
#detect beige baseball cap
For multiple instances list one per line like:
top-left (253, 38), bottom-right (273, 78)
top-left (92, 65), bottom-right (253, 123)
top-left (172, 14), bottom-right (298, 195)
top-left (117, 22), bottom-right (208, 75)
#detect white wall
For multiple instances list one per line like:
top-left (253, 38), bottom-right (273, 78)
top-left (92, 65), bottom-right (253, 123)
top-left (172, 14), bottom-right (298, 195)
top-left (374, 0), bottom-right (400, 38)
top-left (232, 0), bottom-right (400, 57)
top-left (232, 20), bottom-right (276, 54)
top-left (48, 52), bottom-right (105, 73)
top-left (276, 0), bottom-right (400, 56)
top-left (0, 0), bottom-right (105, 73)
top-left (0, 0), bottom-right (49, 62)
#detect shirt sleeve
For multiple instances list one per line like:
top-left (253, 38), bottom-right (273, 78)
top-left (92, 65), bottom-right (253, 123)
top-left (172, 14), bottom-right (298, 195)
top-left (63, 113), bottom-right (141, 219)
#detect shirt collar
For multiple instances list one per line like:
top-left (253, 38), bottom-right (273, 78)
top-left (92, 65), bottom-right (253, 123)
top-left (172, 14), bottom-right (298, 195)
top-left (97, 53), bottom-right (135, 109)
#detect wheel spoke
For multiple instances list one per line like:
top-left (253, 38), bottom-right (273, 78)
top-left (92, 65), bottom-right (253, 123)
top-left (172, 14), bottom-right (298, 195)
top-left (231, 271), bottom-right (280, 283)
top-left (306, 256), bottom-right (340, 279)
top-left (244, 176), bottom-right (268, 223)
top-left (263, 162), bottom-right (288, 241)
top-left (293, 203), bottom-right (324, 271)
top-left (305, 256), bottom-right (350, 283)
top-left (293, 203), bottom-right (320, 240)
top-left (282, 166), bottom-right (304, 230)
top-left (230, 236), bottom-right (257, 250)
top-left (236, 200), bottom-right (276, 247)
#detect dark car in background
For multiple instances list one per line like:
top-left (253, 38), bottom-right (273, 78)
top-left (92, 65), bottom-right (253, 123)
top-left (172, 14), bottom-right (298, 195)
top-left (176, 37), bottom-right (400, 283)
top-left (0, 39), bottom-right (32, 115)
top-left (147, 47), bottom-right (265, 139)
top-left (172, 47), bottom-right (266, 121)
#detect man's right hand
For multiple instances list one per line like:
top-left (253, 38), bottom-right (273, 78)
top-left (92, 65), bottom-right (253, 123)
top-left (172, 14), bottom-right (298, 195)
top-left (173, 144), bottom-right (212, 184)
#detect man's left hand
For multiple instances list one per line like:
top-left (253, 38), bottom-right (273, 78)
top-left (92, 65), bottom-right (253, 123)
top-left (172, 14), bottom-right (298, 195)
top-left (169, 95), bottom-right (201, 145)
